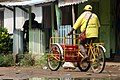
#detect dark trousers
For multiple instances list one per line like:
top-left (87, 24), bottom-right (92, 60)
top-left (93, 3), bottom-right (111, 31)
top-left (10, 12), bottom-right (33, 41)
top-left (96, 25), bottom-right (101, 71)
top-left (80, 37), bottom-right (97, 45)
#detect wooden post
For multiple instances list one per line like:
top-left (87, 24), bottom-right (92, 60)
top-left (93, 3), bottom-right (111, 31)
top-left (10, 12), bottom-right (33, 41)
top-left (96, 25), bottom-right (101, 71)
top-left (72, 5), bottom-right (75, 25)
top-left (13, 6), bottom-right (16, 64)
top-left (13, 6), bottom-right (16, 30)
top-left (29, 6), bottom-right (32, 29)
top-left (55, 4), bottom-right (62, 30)
top-left (72, 5), bottom-right (76, 45)
top-left (29, 6), bottom-right (32, 53)
top-left (51, 4), bottom-right (54, 37)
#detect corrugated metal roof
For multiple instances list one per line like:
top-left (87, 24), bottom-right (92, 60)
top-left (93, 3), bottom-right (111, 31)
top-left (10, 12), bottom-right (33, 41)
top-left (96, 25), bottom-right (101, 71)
top-left (0, 0), bottom-right (55, 6)
top-left (0, 0), bottom-right (28, 2)
top-left (58, 0), bottom-right (88, 7)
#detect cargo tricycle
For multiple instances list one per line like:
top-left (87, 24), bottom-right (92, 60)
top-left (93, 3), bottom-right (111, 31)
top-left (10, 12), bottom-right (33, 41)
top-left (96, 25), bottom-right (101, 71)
top-left (47, 34), bottom-right (106, 73)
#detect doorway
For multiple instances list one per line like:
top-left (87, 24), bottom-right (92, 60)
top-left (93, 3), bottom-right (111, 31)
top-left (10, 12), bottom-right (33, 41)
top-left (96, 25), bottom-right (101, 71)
top-left (42, 5), bottom-right (52, 51)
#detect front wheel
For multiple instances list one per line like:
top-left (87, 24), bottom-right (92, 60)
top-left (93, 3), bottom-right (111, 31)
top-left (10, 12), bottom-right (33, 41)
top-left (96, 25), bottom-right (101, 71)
top-left (47, 44), bottom-right (62, 71)
top-left (90, 46), bottom-right (106, 73)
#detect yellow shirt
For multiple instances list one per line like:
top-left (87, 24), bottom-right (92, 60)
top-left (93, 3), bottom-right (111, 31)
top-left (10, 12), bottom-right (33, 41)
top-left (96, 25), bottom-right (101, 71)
top-left (73, 11), bottom-right (100, 38)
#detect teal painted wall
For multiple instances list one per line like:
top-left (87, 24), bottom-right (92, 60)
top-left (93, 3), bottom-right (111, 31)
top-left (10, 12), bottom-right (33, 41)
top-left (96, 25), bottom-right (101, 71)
top-left (99, 0), bottom-right (111, 58)
top-left (99, 0), bottom-right (116, 58)
top-left (110, 0), bottom-right (116, 55)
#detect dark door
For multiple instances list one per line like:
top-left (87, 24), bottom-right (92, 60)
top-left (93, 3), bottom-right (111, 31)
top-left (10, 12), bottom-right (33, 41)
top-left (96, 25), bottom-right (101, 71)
top-left (116, 0), bottom-right (120, 54)
top-left (42, 5), bottom-right (52, 50)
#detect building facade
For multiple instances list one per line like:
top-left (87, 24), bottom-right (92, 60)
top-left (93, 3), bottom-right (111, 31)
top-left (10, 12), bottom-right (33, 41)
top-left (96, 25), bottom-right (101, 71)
top-left (0, 0), bottom-right (119, 59)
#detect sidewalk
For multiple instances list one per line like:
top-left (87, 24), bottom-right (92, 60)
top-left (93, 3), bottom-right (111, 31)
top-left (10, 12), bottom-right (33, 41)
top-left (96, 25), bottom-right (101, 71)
top-left (106, 54), bottom-right (120, 66)
top-left (106, 62), bottom-right (120, 66)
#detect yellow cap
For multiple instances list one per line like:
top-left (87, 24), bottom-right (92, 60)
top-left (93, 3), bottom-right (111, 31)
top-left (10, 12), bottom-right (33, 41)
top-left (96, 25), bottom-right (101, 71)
top-left (83, 5), bottom-right (92, 11)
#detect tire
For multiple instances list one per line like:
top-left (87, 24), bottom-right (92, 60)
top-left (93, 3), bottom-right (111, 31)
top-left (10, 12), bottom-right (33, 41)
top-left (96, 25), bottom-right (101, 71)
top-left (77, 55), bottom-right (91, 72)
top-left (90, 46), bottom-right (105, 73)
top-left (47, 44), bottom-right (62, 71)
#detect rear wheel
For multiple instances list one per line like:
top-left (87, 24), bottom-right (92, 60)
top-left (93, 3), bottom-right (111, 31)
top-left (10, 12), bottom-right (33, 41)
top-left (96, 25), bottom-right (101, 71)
top-left (47, 44), bottom-right (62, 71)
top-left (90, 46), bottom-right (105, 73)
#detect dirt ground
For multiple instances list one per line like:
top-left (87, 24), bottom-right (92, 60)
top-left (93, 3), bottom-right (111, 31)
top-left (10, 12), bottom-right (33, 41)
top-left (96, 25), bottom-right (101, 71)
top-left (0, 62), bottom-right (120, 79)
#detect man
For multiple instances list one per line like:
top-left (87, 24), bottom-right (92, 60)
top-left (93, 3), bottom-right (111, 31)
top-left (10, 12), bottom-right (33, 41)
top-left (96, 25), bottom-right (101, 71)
top-left (23, 13), bottom-right (39, 51)
top-left (63, 5), bottom-right (100, 69)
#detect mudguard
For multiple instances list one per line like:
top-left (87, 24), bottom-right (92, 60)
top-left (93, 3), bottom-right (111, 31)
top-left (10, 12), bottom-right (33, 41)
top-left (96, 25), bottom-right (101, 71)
top-left (99, 45), bottom-right (106, 53)
top-left (52, 43), bottom-right (63, 57)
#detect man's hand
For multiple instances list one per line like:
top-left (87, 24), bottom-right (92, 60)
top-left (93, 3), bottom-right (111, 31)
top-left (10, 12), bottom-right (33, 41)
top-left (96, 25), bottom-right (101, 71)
top-left (67, 32), bottom-right (71, 36)
top-left (67, 28), bottom-right (75, 36)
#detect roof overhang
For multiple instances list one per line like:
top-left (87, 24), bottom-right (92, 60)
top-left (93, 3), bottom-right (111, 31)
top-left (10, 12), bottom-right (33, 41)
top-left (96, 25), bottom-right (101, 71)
top-left (0, 0), bottom-right (27, 2)
top-left (58, 0), bottom-right (88, 7)
top-left (0, 0), bottom-right (55, 6)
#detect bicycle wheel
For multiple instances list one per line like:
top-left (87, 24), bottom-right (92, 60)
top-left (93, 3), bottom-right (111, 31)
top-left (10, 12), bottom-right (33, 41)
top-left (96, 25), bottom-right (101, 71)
top-left (47, 44), bottom-right (62, 71)
top-left (77, 57), bottom-right (90, 72)
top-left (90, 46), bottom-right (105, 73)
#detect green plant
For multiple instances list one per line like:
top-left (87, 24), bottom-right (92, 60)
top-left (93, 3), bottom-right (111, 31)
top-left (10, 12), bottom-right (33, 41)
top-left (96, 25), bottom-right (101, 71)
top-left (20, 53), bottom-right (35, 66)
top-left (0, 27), bottom-right (12, 54)
top-left (35, 54), bottom-right (47, 68)
top-left (0, 54), bottom-right (14, 67)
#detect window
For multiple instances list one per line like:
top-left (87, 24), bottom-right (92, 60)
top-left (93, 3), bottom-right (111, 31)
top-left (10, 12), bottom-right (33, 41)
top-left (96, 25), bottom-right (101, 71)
top-left (61, 6), bottom-right (72, 25)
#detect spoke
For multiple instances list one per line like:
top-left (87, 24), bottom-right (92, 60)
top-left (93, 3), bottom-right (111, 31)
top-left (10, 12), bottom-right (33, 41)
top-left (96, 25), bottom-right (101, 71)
top-left (90, 46), bottom-right (105, 73)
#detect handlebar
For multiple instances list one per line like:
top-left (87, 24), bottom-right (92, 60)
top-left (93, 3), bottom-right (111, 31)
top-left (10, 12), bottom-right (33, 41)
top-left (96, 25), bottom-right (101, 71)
top-left (72, 34), bottom-right (80, 36)
top-left (65, 34), bottom-right (80, 37)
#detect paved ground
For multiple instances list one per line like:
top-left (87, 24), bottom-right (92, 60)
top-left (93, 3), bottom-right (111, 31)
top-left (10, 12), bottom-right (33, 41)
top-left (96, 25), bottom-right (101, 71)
top-left (106, 62), bottom-right (120, 66)
top-left (0, 62), bottom-right (120, 79)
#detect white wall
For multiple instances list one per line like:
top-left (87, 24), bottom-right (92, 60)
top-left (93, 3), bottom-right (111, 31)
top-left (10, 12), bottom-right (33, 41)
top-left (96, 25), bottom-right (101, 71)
top-left (16, 7), bottom-right (27, 30)
top-left (32, 6), bottom-right (42, 23)
top-left (4, 8), bottom-right (14, 34)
